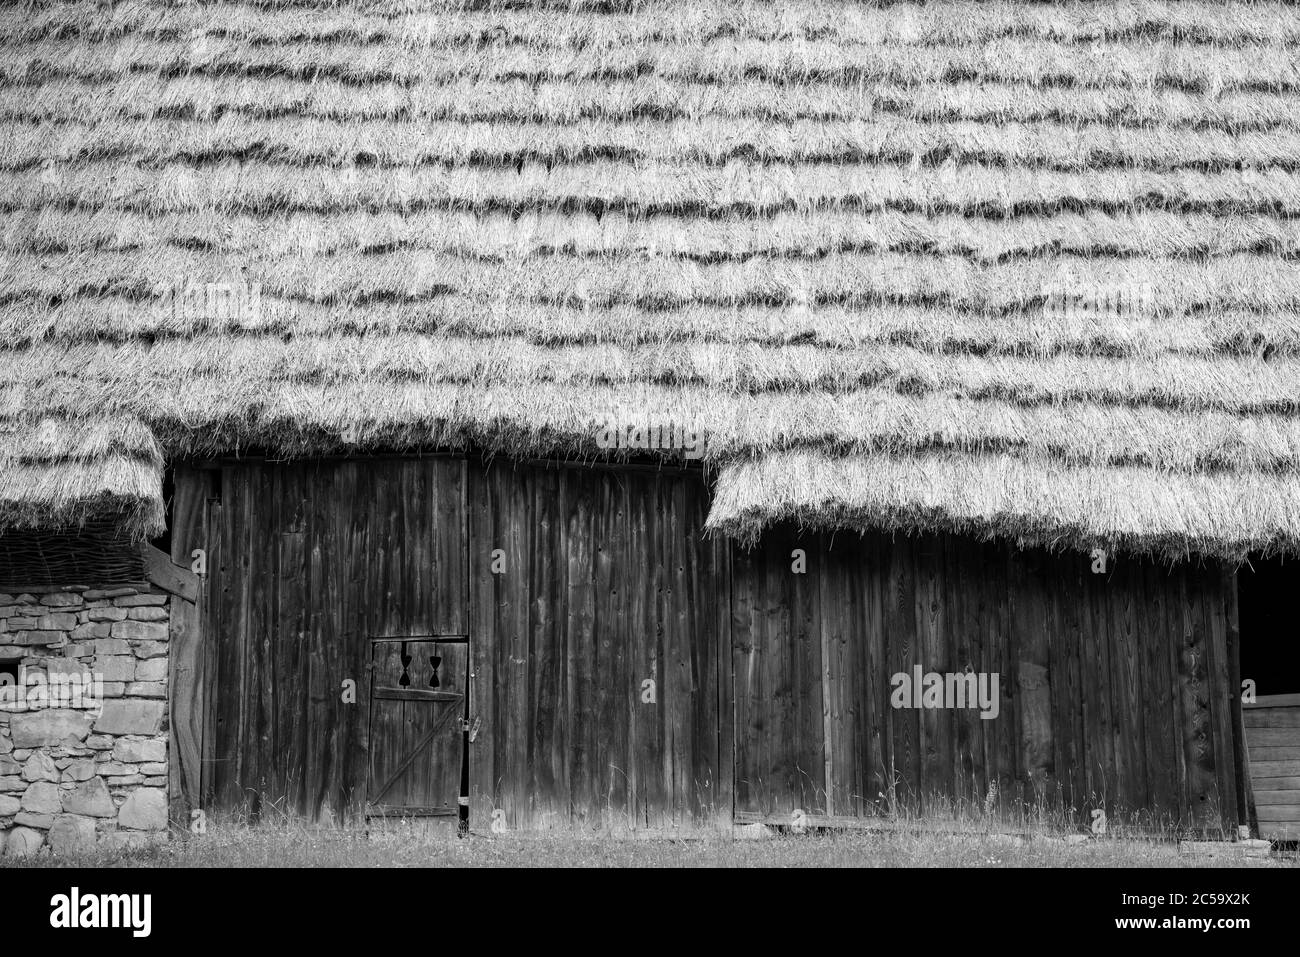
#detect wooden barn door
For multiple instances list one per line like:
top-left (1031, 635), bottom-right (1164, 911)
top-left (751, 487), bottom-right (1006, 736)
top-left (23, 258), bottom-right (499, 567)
top-left (367, 638), bottom-right (469, 819)
top-left (197, 457), bottom-right (472, 824)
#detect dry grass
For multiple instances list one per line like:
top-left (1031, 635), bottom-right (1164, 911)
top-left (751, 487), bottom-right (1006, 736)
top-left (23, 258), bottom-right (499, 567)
top-left (11, 114), bottom-right (1300, 168)
top-left (2, 818), bottom-right (1294, 869)
top-left (709, 449), bottom-right (1300, 560)
top-left (9, 31), bottom-right (1299, 90)
top-left (5, 162), bottom-right (1297, 215)
top-left (8, 1), bottom-right (1300, 48)
top-left (7, 78), bottom-right (1299, 129)
top-left (10, 208), bottom-right (1300, 261)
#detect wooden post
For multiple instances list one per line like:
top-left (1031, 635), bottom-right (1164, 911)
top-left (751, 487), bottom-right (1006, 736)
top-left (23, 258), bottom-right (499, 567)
top-left (157, 466), bottom-right (211, 837)
top-left (145, 544), bottom-right (203, 835)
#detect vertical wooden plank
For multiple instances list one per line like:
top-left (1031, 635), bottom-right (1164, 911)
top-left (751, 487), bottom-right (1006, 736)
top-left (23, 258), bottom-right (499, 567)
top-left (711, 490), bottom-right (734, 829)
top-left (548, 468), bottom-right (572, 825)
top-left (276, 482), bottom-right (308, 816)
top-left (996, 545), bottom-right (1020, 811)
top-left (1111, 558), bottom-right (1146, 817)
top-left (436, 457), bottom-right (467, 636)
top-left (468, 461), bottom-right (500, 821)
top-left (1168, 567), bottom-right (1190, 825)
top-left (201, 479), bottom-right (225, 808)
top-left (1140, 561), bottom-right (1179, 827)
top-left (731, 541), bottom-right (756, 815)
top-left (565, 466), bottom-right (596, 824)
top-left (946, 535), bottom-right (981, 809)
top-left (345, 460), bottom-right (374, 821)
top-left (215, 464), bottom-right (241, 813)
top-left (760, 536), bottom-right (783, 816)
top-left (1204, 565), bottom-right (1238, 830)
top-left (317, 461), bottom-right (346, 818)
top-left (230, 464), bottom-right (256, 814)
top-left (1050, 552), bottom-right (1085, 821)
top-left (615, 472), bottom-right (636, 826)
top-left (1022, 550), bottom-right (1056, 807)
top-left (818, 533), bottom-right (837, 816)
top-left (1082, 552), bottom-right (1115, 816)
top-left (625, 472), bottom-right (652, 827)
top-left (1179, 570), bottom-right (1218, 830)
top-left (915, 534), bottom-right (947, 807)
top-left (167, 593), bottom-right (200, 829)
top-left (506, 464), bottom-right (532, 826)
top-left (862, 532), bottom-right (890, 816)
top-left (529, 467), bottom-right (561, 824)
top-left (821, 533), bottom-right (848, 818)
top-left (1224, 567), bottom-right (1252, 834)
top-left (803, 533), bottom-right (825, 816)
top-left (250, 465), bottom-right (276, 814)
top-left (168, 466), bottom-right (209, 830)
top-left (304, 461), bottom-right (329, 818)
top-left (362, 465), bottom-right (392, 813)
top-left (781, 528), bottom-right (824, 816)
top-left (665, 474), bottom-right (692, 825)
top-left (886, 534), bottom-right (921, 810)
top-left (598, 470), bottom-right (629, 823)
top-left (340, 460), bottom-right (369, 819)
top-left (973, 539), bottom-right (1000, 811)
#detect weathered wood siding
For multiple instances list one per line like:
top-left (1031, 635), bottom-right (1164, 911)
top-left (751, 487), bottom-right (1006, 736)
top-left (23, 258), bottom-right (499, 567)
top-left (183, 461), bottom-right (1242, 832)
top-left (189, 458), bottom-right (726, 826)
top-left (1244, 695), bottom-right (1300, 840)
top-left (732, 527), bottom-right (1240, 832)
top-left (468, 461), bottom-right (728, 828)
top-left (197, 457), bottom-right (467, 820)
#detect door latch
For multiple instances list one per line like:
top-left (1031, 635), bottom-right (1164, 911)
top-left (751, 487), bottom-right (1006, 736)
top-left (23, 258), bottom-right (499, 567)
top-left (462, 716), bottom-right (481, 742)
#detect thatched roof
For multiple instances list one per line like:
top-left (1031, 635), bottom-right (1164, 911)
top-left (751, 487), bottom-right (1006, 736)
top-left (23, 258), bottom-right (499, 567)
top-left (2, 0), bottom-right (1299, 560)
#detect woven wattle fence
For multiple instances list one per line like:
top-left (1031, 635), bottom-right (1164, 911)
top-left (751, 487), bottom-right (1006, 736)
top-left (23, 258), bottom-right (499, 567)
top-left (0, 518), bottom-right (144, 589)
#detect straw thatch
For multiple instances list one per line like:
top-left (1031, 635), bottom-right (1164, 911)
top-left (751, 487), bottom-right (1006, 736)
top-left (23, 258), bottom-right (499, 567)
top-left (2, 0), bottom-right (1298, 558)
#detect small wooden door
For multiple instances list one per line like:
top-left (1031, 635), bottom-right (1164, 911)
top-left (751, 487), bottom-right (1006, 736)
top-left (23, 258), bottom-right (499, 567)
top-left (1244, 695), bottom-right (1300, 840)
top-left (367, 638), bottom-right (468, 818)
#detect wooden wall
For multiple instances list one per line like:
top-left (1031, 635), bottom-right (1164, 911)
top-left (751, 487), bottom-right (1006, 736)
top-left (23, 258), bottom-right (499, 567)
top-left (468, 460), bottom-right (729, 828)
top-left (177, 458), bottom-right (726, 827)
top-left (180, 458), bottom-right (467, 821)
top-left (731, 527), bottom-right (1241, 832)
top-left (176, 460), bottom-right (1244, 834)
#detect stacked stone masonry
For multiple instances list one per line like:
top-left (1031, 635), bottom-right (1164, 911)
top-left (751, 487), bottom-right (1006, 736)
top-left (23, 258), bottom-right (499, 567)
top-left (0, 584), bottom-right (169, 856)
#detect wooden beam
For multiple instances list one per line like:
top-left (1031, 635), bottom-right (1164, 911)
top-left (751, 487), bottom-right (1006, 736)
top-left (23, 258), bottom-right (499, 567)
top-left (142, 545), bottom-right (200, 602)
top-left (372, 688), bottom-right (463, 703)
top-left (1246, 694), bottom-right (1300, 709)
top-left (168, 593), bottom-right (203, 833)
top-left (160, 468), bottom-right (211, 835)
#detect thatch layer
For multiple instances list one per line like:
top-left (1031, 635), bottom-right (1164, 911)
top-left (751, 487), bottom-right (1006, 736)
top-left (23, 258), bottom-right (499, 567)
top-left (11, 1), bottom-right (1300, 46)
top-left (10, 32), bottom-right (1300, 91)
top-left (8, 333), bottom-right (1300, 413)
top-left (707, 450), bottom-right (1300, 562)
top-left (0, 415), bottom-right (163, 538)
top-left (11, 115), bottom-right (1300, 169)
top-left (7, 208), bottom-right (1300, 262)
top-left (8, 249), bottom-right (1300, 314)
top-left (7, 78), bottom-right (1300, 130)
top-left (2, 0), bottom-right (1299, 558)
top-left (9, 298), bottom-right (1300, 359)
top-left (6, 163), bottom-right (1298, 216)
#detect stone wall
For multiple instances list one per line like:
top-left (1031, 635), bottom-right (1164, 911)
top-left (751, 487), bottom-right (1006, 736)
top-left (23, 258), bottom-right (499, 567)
top-left (0, 584), bottom-right (169, 856)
